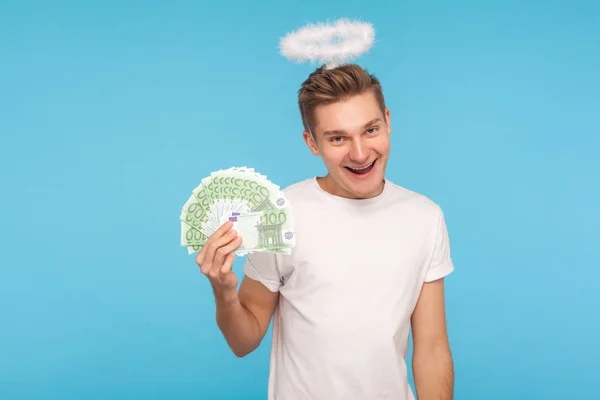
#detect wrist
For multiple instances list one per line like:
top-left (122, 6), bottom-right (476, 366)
top-left (213, 285), bottom-right (239, 305)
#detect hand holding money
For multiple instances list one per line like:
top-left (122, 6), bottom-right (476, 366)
top-left (180, 166), bottom-right (296, 257)
top-left (196, 220), bottom-right (242, 296)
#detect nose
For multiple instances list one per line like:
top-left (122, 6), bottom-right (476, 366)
top-left (348, 138), bottom-right (369, 162)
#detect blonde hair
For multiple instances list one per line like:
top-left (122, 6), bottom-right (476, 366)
top-left (297, 64), bottom-right (386, 137)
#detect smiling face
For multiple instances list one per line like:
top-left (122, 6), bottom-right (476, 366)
top-left (303, 90), bottom-right (391, 199)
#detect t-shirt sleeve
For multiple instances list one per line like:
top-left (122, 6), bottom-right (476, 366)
top-left (242, 251), bottom-right (282, 292)
top-left (424, 208), bottom-right (455, 282)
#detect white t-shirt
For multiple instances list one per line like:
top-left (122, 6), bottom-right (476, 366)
top-left (243, 177), bottom-right (454, 400)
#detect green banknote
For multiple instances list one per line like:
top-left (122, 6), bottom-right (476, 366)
top-left (230, 207), bottom-right (295, 253)
top-left (179, 167), bottom-right (295, 256)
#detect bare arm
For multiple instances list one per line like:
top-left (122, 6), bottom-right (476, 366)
top-left (411, 278), bottom-right (454, 399)
top-left (196, 220), bottom-right (279, 358)
top-left (215, 276), bottom-right (279, 357)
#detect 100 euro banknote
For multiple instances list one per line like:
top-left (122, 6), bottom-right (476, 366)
top-left (225, 207), bottom-right (295, 254)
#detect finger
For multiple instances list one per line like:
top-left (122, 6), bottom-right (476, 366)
top-left (213, 235), bottom-right (242, 270)
top-left (208, 229), bottom-right (238, 262)
top-left (207, 227), bottom-right (238, 264)
top-left (196, 235), bottom-right (214, 267)
top-left (220, 252), bottom-right (236, 274)
top-left (218, 254), bottom-right (238, 288)
top-left (218, 267), bottom-right (238, 289)
top-left (197, 225), bottom-right (237, 272)
top-left (213, 220), bottom-right (235, 239)
top-left (196, 245), bottom-right (207, 268)
top-left (197, 220), bottom-right (233, 265)
top-left (197, 240), bottom-right (214, 274)
top-left (199, 252), bottom-right (212, 275)
top-left (205, 232), bottom-right (239, 278)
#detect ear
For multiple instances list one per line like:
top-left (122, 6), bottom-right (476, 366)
top-left (302, 130), bottom-right (320, 156)
top-left (384, 108), bottom-right (392, 135)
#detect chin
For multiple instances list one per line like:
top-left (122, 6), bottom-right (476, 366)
top-left (338, 158), bottom-right (386, 198)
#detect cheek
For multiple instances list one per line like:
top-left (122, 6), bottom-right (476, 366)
top-left (373, 137), bottom-right (391, 154)
top-left (321, 147), bottom-right (347, 165)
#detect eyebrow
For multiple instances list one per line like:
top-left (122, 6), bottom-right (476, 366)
top-left (322, 117), bottom-right (382, 137)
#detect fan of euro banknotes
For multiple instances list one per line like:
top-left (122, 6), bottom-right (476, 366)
top-left (180, 166), bottom-right (295, 256)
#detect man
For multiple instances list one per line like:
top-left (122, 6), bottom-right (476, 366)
top-left (196, 64), bottom-right (455, 399)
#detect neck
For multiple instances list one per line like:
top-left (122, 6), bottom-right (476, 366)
top-left (317, 174), bottom-right (385, 200)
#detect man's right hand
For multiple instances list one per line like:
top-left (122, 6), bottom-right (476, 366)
top-left (196, 220), bottom-right (243, 298)
top-left (196, 220), bottom-right (279, 358)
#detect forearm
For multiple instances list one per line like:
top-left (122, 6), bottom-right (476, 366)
top-left (412, 340), bottom-right (454, 399)
top-left (214, 288), bottom-right (262, 357)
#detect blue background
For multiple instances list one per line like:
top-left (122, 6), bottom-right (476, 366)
top-left (1, 1), bottom-right (598, 399)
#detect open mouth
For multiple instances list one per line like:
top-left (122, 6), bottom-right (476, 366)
top-left (344, 159), bottom-right (377, 175)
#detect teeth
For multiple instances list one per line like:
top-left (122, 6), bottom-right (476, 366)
top-left (349, 161), bottom-right (373, 170)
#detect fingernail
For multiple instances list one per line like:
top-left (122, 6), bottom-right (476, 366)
top-left (228, 229), bottom-right (237, 237)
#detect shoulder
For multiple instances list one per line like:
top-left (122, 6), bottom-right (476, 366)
top-left (384, 181), bottom-right (451, 249)
top-left (384, 180), bottom-right (444, 217)
top-left (281, 178), bottom-right (314, 195)
top-left (279, 178), bottom-right (318, 204)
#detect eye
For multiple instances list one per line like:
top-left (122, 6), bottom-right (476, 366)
top-left (330, 136), bottom-right (344, 143)
top-left (366, 127), bottom-right (378, 134)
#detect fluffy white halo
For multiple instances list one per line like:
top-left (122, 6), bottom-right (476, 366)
top-left (279, 18), bottom-right (375, 69)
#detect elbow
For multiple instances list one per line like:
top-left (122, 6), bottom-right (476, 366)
top-left (413, 336), bottom-right (452, 357)
top-left (230, 341), bottom-right (260, 358)
top-left (232, 348), bottom-right (251, 358)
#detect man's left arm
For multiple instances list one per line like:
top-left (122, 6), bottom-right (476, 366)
top-left (411, 277), bottom-right (454, 400)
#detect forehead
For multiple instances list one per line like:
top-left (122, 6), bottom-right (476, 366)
top-left (313, 91), bottom-right (383, 134)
